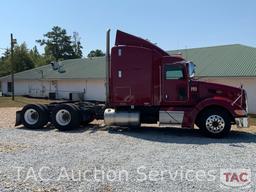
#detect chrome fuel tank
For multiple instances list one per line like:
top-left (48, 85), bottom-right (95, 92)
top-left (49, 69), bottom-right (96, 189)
top-left (104, 108), bottom-right (140, 126)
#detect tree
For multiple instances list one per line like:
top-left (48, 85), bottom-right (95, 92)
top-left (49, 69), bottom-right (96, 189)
top-left (29, 46), bottom-right (41, 65)
top-left (29, 46), bottom-right (53, 67)
top-left (36, 26), bottom-right (83, 61)
top-left (87, 49), bottom-right (105, 58)
top-left (72, 32), bottom-right (83, 58)
top-left (13, 43), bottom-right (35, 72)
top-left (1, 48), bottom-right (10, 61)
top-left (0, 43), bottom-right (35, 77)
top-left (0, 49), bottom-right (12, 76)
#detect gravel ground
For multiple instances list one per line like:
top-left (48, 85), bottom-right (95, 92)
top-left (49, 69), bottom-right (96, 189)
top-left (0, 107), bottom-right (256, 192)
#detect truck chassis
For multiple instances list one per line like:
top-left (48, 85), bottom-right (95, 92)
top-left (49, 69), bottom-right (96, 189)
top-left (16, 101), bottom-right (105, 131)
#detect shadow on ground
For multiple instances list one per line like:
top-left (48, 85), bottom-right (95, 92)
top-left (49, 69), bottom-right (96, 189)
top-left (17, 123), bottom-right (103, 134)
top-left (17, 124), bottom-right (256, 145)
top-left (17, 124), bottom-right (54, 132)
top-left (108, 126), bottom-right (256, 145)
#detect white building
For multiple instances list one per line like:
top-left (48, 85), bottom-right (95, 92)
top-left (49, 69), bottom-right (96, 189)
top-left (0, 44), bottom-right (256, 113)
top-left (0, 57), bottom-right (106, 101)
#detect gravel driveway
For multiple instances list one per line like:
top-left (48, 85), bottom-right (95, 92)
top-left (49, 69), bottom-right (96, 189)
top-left (0, 108), bottom-right (255, 192)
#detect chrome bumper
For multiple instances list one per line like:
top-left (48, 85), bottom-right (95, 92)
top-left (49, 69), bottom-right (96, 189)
top-left (235, 117), bottom-right (249, 128)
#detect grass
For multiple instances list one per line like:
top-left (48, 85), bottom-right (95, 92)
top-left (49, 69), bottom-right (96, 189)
top-left (0, 96), bottom-right (57, 108)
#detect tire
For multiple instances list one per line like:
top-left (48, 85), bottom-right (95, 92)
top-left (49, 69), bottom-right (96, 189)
top-left (81, 109), bottom-right (96, 125)
top-left (197, 109), bottom-right (231, 138)
top-left (51, 104), bottom-right (81, 131)
top-left (21, 104), bottom-right (49, 129)
top-left (36, 104), bottom-right (49, 122)
top-left (37, 104), bottom-right (48, 111)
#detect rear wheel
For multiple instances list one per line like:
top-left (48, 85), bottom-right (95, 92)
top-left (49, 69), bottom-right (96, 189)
top-left (197, 109), bottom-right (231, 138)
top-left (21, 104), bottom-right (49, 129)
top-left (51, 104), bottom-right (81, 131)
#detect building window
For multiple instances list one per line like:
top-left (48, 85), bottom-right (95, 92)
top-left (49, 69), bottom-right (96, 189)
top-left (7, 82), bottom-right (12, 92)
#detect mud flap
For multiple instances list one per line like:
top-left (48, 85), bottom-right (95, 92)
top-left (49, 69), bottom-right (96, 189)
top-left (15, 111), bottom-right (22, 126)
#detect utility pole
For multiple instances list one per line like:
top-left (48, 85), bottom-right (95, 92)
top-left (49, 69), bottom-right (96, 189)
top-left (10, 34), bottom-right (17, 101)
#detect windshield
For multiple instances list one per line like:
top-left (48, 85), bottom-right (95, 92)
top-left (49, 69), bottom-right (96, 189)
top-left (188, 62), bottom-right (196, 78)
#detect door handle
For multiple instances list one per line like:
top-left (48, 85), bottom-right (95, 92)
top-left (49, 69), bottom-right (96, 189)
top-left (165, 94), bottom-right (168, 99)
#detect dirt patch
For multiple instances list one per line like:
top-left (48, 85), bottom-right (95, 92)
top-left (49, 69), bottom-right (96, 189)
top-left (0, 143), bottom-right (27, 153)
top-left (0, 107), bottom-right (21, 128)
top-left (234, 125), bottom-right (256, 134)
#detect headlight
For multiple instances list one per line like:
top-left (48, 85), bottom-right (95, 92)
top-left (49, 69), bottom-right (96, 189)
top-left (234, 109), bottom-right (247, 116)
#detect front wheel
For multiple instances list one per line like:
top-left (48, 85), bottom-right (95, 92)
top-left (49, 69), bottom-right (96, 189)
top-left (198, 109), bottom-right (231, 138)
top-left (51, 104), bottom-right (81, 131)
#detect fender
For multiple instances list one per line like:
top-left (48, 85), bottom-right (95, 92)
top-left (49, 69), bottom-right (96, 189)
top-left (190, 97), bottom-right (237, 126)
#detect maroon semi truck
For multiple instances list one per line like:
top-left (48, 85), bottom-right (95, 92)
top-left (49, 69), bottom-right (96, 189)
top-left (15, 30), bottom-right (249, 137)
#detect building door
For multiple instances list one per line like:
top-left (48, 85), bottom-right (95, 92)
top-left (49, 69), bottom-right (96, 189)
top-left (50, 80), bottom-right (58, 99)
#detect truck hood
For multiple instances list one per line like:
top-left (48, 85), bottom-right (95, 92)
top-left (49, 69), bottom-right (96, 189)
top-left (194, 80), bottom-right (246, 109)
top-left (196, 81), bottom-right (242, 94)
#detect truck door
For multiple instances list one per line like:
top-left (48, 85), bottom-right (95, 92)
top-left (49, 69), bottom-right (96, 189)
top-left (162, 64), bottom-right (189, 104)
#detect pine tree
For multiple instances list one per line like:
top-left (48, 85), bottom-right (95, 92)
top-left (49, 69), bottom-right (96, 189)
top-left (37, 26), bottom-right (83, 61)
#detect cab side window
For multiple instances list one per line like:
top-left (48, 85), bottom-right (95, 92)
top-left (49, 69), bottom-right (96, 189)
top-left (165, 65), bottom-right (184, 80)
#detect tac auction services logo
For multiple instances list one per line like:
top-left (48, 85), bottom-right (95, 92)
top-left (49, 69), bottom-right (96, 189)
top-left (220, 169), bottom-right (251, 189)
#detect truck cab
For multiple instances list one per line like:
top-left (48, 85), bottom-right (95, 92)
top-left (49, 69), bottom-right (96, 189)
top-left (105, 30), bottom-right (249, 137)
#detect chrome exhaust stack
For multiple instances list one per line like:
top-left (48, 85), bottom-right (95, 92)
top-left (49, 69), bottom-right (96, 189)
top-left (105, 29), bottom-right (111, 106)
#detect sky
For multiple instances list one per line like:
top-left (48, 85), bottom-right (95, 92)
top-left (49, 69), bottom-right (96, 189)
top-left (0, 0), bottom-right (255, 57)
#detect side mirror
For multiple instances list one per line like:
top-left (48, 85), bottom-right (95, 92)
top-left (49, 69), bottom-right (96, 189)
top-left (188, 62), bottom-right (196, 78)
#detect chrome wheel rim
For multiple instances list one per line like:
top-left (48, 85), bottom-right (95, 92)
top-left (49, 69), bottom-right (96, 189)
top-left (205, 115), bottom-right (225, 133)
top-left (24, 109), bottom-right (39, 125)
top-left (56, 109), bottom-right (71, 126)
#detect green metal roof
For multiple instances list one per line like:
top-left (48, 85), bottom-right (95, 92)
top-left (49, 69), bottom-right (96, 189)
top-left (168, 44), bottom-right (256, 77)
top-left (0, 44), bottom-right (256, 81)
top-left (0, 56), bottom-right (106, 80)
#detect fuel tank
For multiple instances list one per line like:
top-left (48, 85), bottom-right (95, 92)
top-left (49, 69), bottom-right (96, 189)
top-left (104, 108), bottom-right (140, 126)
